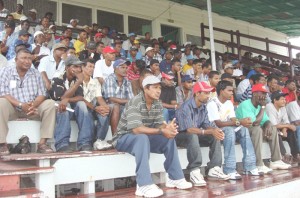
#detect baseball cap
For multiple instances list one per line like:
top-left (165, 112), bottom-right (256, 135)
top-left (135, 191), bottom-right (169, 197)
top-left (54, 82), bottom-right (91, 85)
top-left (251, 84), bottom-right (269, 93)
top-left (186, 54), bottom-right (194, 60)
top-left (18, 29), bottom-right (31, 37)
top-left (182, 75), bottom-right (193, 82)
top-left (64, 55), bottom-right (84, 66)
top-left (193, 81), bottom-right (215, 93)
top-left (49, 24), bottom-right (56, 29)
top-left (221, 73), bottom-right (234, 80)
top-left (95, 32), bottom-right (104, 38)
top-left (29, 8), bottom-right (37, 14)
top-left (5, 20), bottom-right (15, 29)
top-left (113, 59), bottom-right (126, 69)
top-left (150, 59), bottom-right (159, 65)
top-left (232, 60), bottom-right (239, 65)
top-left (271, 91), bottom-right (288, 102)
top-left (20, 16), bottom-right (28, 21)
top-left (87, 41), bottom-right (97, 50)
top-left (170, 44), bottom-right (177, 50)
top-left (60, 36), bottom-right (72, 41)
top-left (103, 46), bottom-right (116, 54)
top-left (70, 19), bottom-right (79, 23)
top-left (130, 46), bottom-right (138, 51)
top-left (184, 41), bottom-right (192, 47)
top-left (33, 31), bottom-right (44, 38)
top-left (43, 28), bottom-right (54, 34)
top-left (52, 43), bottom-right (67, 51)
top-left (14, 40), bottom-right (30, 48)
top-left (145, 47), bottom-right (154, 54)
top-left (161, 72), bottom-right (174, 80)
top-left (165, 50), bottom-right (173, 55)
top-left (128, 32), bottom-right (135, 37)
top-left (224, 63), bottom-right (234, 70)
top-left (142, 75), bottom-right (161, 88)
top-left (133, 39), bottom-right (140, 44)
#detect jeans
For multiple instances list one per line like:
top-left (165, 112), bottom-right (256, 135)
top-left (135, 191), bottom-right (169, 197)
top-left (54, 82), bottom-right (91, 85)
top-left (296, 126), bottom-right (300, 152)
top-left (222, 127), bottom-right (256, 174)
top-left (95, 113), bottom-right (110, 140)
top-left (278, 130), bottom-right (299, 157)
top-left (163, 108), bottom-right (176, 122)
top-left (175, 132), bottom-right (222, 172)
top-left (54, 101), bottom-right (94, 150)
top-left (116, 133), bottom-right (184, 186)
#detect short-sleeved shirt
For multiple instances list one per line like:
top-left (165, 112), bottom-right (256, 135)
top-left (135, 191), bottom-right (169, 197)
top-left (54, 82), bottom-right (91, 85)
top-left (49, 71), bottom-right (83, 101)
top-left (112, 92), bottom-right (164, 146)
top-left (286, 101), bottom-right (300, 123)
top-left (74, 39), bottom-right (85, 54)
top-left (38, 55), bottom-right (65, 80)
top-left (266, 103), bottom-right (289, 125)
top-left (82, 77), bottom-right (102, 103)
top-left (175, 86), bottom-right (192, 106)
top-left (159, 59), bottom-right (172, 74)
top-left (282, 87), bottom-right (296, 104)
top-left (93, 59), bottom-right (115, 80)
top-left (236, 99), bottom-right (269, 126)
top-left (0, 66), bottom-right (46, 103)
top-left (176, 97), bottom-right (215, 132)
top-left (103, 73), bottom-right (134, 101)
top-left (160, 85), bottom-right (176, 105)
top-left (127, 64), bottom-right (140, 81)
top-left (207, 97), bottom-right (236, 122)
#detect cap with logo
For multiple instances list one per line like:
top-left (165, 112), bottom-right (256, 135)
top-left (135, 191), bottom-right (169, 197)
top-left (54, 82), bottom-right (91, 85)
top-left (161, 72), bottom-right (174, 80)
top-left (251, 84), bottom-right (269, 93)
top-left (193, 81), bottom-right (215, 93)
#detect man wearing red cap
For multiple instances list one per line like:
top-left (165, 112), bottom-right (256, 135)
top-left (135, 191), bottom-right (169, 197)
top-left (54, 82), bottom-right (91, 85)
top-left (175, 81), bottom-right (230, 186)
top-left (236, 84), bottom-right (291, 174)
top-left (93, 46), bottom-right (116, 85)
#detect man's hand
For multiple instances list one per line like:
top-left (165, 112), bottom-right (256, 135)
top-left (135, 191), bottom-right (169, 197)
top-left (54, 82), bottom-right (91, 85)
top-left (211, 128), bottom-right (224, 141)
top-left (26, 102), bottom-right (38, 116)
top-left (258, 95), bottom-right (267, 106)
top-left (58, 98), bottom-right (69, 112)
top-left (74, 72), bottom-right (84, 83)
top-left (94, 105), bottom-right (110, 116)
top-left (263, 121), bottom-right (273, 140)
top-left (287, 124), bottom-right (296, 132)
top-left (162, 118), bottom-right (178, 139)
top-left (240, 117), bottom-right (252, 128)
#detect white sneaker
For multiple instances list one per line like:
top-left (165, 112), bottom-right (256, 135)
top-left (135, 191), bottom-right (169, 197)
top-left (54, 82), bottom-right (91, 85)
top-left (93, 139), bottom-right (112, 150)
top-left (135, 184), bottom-right (163, 197)
top-left (243, 168), bottom-right (264, 176)
top-left (257, 165), bottom-right (273, 174)
top-left (190, 169), bottom-right (207, 186)
top-left (207, 166), bottom-right (230, 180)
top-left (227, 172), bottom-right (242, 180)
top-left (270, 160), bottom-right (292, 170)
top-left (166, 178), bottom-right (192, 189)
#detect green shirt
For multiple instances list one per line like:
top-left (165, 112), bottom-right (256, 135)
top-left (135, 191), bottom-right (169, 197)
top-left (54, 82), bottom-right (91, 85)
top-left (236, 99), bottom-right (269, 126)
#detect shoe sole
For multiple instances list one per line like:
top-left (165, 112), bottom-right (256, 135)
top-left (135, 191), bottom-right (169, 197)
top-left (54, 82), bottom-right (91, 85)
top-left (270, 166), bottom-right (291, 170)
top-left (135, 191), bottom-right (163, 197)
top-left (243, 172), bottom-right (264, 176)
top-left (165, 184), bottom-right (192, 190)
top-left (207, 176), bottom-right (230, 181)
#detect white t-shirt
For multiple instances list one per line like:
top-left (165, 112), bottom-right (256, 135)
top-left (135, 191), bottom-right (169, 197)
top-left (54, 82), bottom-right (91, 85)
top-left (233, 69), bottom-right (243, 77)
top-left (38, 55), bottom-right (65, 80)
top-left (207, 97), bottom-right (236, 122)
top-left (236, 79), bottom-right (250, 95)
top-left (286, 101), bottom-right (300, 122)
top-left (31, 44), bottom-right (51, 56)
top-left (93, 59), bottom-right (115, 80)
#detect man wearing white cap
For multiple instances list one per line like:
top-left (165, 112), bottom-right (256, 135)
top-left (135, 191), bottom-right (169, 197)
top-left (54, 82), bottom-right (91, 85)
top-left (31, 31), bottom-right (50, 66)
top-left (67, 19), bottom-right (79, 29)
top-left (28, 8), bottom-right (40, 23)
top-left (111, 75), bottom-right (192, 197)
top-left (142, 47), bottom-right (154, 66)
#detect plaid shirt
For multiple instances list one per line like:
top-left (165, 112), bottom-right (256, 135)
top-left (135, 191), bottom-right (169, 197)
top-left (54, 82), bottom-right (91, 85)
top-left (83, 77), bottom-right (102, 102)
top-left (127, 64), bottom-right (140, 81)
top-left (153, 53), bottom-right (162, 63)
top-left (175, 86), bottom-right (193, 106)
top-left (103, 73), bottom-right (134, 101)
top-left (0, 66), bottom-right (46, 102)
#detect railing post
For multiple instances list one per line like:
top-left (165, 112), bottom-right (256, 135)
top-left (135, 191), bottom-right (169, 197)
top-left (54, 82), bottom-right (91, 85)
top-left (236, 30), bottom-right (241, 61)
top-left (230, 30), bottom-right (234, 54)
top-left (201, 23), bottom-right (205, 46)
top-left (288, 42), bottom-right (294, 77)
top-left (266, 38), bottom-right (270, 64)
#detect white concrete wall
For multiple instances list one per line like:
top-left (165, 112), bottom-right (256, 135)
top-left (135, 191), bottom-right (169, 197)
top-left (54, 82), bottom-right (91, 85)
top-left (53, 0), bottom-right (289, 56)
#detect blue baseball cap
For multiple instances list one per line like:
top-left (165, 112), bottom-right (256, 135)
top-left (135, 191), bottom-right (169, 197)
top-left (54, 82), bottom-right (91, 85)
top-left (113, 59), bottom-right (126, 68)
top-left (182, 75), bottom-right (193, 82)
top-left (186, 54), bottom-right (194, 60)
top-left (15, 40), bottom-right (30, 48)
top-left (128, 32), bottom-right (135, 37)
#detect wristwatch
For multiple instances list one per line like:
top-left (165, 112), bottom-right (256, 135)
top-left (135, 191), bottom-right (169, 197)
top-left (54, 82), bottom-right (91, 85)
top-left (235, 119), bottom-right (240, 126)
top-left (16, 102), bottom-right (22, 111)
top-left (261, 106), bottom-right (266, 109)
top-left (158, 128), bottom-right (163, 135)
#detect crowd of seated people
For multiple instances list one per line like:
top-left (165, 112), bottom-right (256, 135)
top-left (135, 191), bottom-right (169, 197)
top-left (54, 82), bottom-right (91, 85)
top-left (1, 1), bottom-right (300, 197)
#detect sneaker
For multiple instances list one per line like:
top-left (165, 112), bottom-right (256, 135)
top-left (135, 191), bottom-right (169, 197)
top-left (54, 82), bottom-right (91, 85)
top-left (227, 172), bottom-right (242, 180)
top-left (135, 184), bottom-right (163, 197)
top-left (37, 143), bottom-right (54, 154)
top-left (190, 169), bottom-right (207, 186)
top-left (79, 145), bottom-right (93, 151)
top-left (166, 178), bottom-right (192, 189)
top-left (207, 166), bottom-right (230, 180)
top-left (282, 154), bottom-right (293, 165)
top-left (93, 139), bottom-right (112, 150)
top-left (243, 168), bottom-right (264, 176)
top-left (56, 145), bottom-right (74, 153)
top-left (0, 143), bottom-right (10, 156)
top-left (270, 160), bottom-right (292, 170)
top-left (257, 165), bottom-right (273, 174)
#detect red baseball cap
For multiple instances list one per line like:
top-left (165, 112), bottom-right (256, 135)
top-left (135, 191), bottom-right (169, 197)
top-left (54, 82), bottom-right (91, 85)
top-left (193, 82), bottom-right (215, 93)
top-left (161, 72), bottom-right (174, 80)
top-left (95, 32), bottom-right (104, 38)
top-left (103, 46), bottom-right (116, 54)
top-left (251, 83), bottom-right (269, 93)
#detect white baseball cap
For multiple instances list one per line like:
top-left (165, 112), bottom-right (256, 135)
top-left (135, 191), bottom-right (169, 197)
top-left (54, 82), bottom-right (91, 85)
top-left (33, 31), bottom-right (44, 38)
top-left (142, 75), bottom-right (161, 88)
top-left (29, 9), bottom-right (37, 14)
top-left (145, 47), bottom-right (154, 54)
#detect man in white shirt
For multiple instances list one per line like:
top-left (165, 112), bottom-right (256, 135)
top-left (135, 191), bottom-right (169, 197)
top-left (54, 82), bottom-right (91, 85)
top-left (207, 80), bottom-right (261, 179)
top-left (93, 46), bottom-right (116, 85)
top-left (286, 95), bottom-right (300, 154)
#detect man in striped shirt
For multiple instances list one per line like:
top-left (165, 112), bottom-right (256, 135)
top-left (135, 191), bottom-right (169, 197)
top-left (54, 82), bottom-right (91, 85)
top-left (112, 75), bottom-right (192, 197)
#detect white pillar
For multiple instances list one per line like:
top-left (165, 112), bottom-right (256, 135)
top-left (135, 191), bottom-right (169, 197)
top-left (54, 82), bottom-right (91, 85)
top-left (207, 0), bottom-right (216, 70)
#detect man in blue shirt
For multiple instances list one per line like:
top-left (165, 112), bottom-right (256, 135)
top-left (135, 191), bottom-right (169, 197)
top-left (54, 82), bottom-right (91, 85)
top-left (175, 82), bottom-right (229, 187)
top-left (246, 63), bottom-right (262, 79)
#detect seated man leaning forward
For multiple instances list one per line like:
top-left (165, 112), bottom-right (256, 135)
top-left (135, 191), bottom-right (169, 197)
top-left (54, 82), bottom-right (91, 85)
top-left (175, 81), bottom-right (230, 187)
top-left (49, 55), bottom-right (94, 152)
top-left (207, 80), bottom-right (261, 180)
top-left (0, 48), bottom-right (55, 155)
top-left (111, 75), bottom-right (192, 198)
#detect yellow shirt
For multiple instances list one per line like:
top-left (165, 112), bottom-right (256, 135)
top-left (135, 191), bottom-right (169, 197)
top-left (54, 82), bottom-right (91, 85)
top-left (182, 64), bottom-right (192, 73)
top-left (74, 40), bottom-right (85, 55)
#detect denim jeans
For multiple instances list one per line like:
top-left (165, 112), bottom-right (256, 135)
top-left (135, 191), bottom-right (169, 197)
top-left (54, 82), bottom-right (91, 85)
top-left (296, 126), bottom-right (300, 152)
top-left (163, 108), bottom-right (176, 122)
top-left (222, 126), bottom-right (256, 174)
top-left (95, 113), bottom-right (110, 140)
top-left (175, 132), bottom-right (222, 172)
top-left (116, 133), bottom-right (184, 186)
top-left (54, 101), bottom-right (94, 150)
